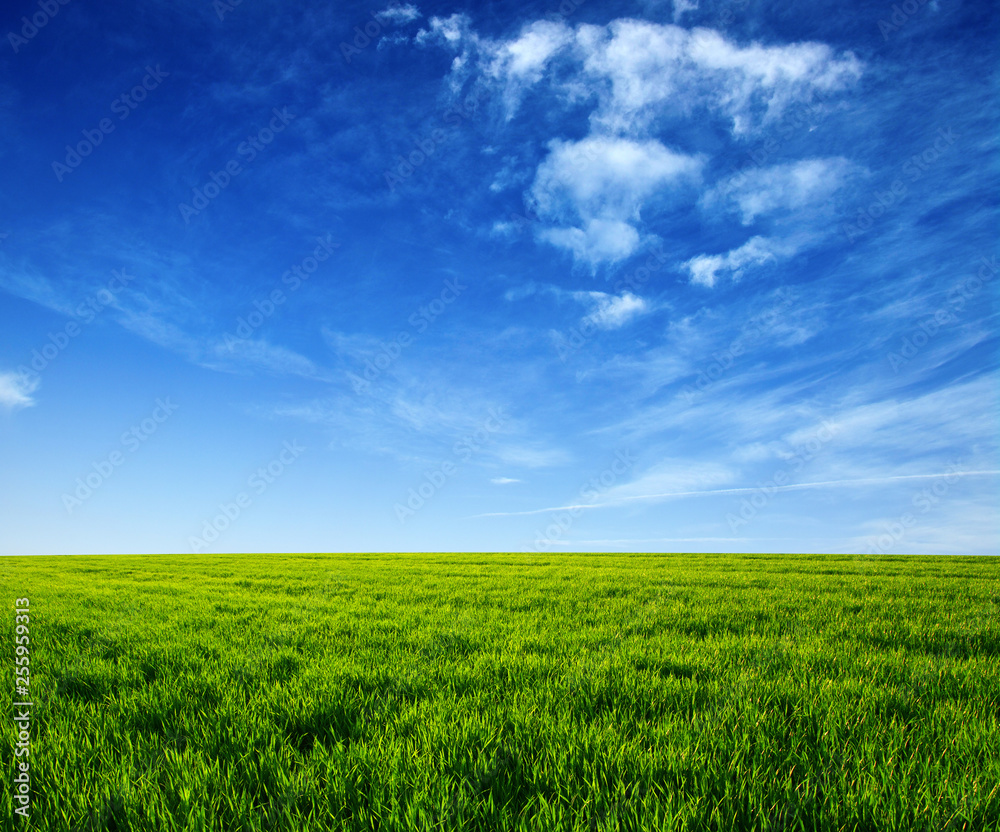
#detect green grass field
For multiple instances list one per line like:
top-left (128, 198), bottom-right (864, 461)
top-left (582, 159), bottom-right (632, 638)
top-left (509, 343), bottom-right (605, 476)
top-left (1, 552), bottom-right (998, 831)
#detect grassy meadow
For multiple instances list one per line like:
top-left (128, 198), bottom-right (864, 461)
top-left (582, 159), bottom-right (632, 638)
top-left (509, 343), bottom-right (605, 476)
top-left (1, 552), bottom-right (998, 831)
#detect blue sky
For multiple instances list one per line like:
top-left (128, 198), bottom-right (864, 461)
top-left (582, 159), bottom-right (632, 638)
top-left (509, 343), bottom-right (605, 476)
top-left (0, 0), bottom-right (996, 555)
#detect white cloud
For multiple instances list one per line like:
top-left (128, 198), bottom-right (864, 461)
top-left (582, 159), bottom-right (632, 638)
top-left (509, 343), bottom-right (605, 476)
top-left (496, 21), bottom-right (569, 78)
top-left (424, 16), bottom-right (860, 134)
top-left (415, 14), bottom-right (487, 97)
top-left (426, 12), bottom-right (471, 41)
top-left (502, 283), bottom-right (538, 301)
top-left (490, 220), bottom-right (519, 238)
top-left (419, 16), bottom-right (570, 114)
top-left (488, 155), bottom-right (524, 193)
top-left (0, 371), bottom-right (39, 410)
top-left (703, 157), bottom-right (856, 224)
top-left (577, 291), bottom-right (649, 329)
top-left (506, 282), bottom-right (651, 329)
top-left (377, 32), bottom-right (411, 51)
top-left (532, 136), bottom-right (702, 220)
top-left (684, 235), bottom-right (804, 287)
top-left (683, 27), bottom-right (862, 133)
top-left (375, 4), bottom-right (421, 25)
top-left (574, 20), bottom-right (862, 135)
top-left (487, 20), bottom-right (573, 115)
top-left (673, 0), bottom-right (698, 23)
top-left (491, 476), bottom-right (521, 484)
top-left (531, 137), bottom-right (702, 265)
top-left (538, 219), bottom-right (641, 265)
top-left (421, 15), bottom-right (862, 270)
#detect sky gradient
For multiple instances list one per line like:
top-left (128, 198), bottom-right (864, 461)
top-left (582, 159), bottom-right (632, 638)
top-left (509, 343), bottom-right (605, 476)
top-left (0, 0), bottom-right (997, 555)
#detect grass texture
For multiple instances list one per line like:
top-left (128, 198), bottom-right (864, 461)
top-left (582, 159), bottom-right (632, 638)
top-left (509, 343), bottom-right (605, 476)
top-left (1, 552), bottom-right (998, 830)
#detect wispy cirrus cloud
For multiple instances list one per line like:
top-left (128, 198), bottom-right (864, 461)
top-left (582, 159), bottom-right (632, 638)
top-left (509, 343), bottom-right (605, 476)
top-left (477, 472), bottom-right (1000, 518)
top-left (0, 371), bottom-right (38, 410)
top-left (701, 157), bottom-right (859, 225)
top-left (504, 282), bottom-right (652, 330)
